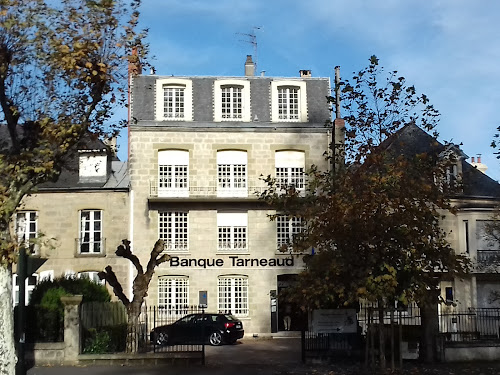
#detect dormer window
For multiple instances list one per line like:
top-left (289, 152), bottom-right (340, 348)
top-left (271, 80), bottom-right (307, 122)
top-left (437, 146), bottom-right (463, 191)
top-left (79, 150), bottom-right (108, 183)
top-left (446, 164), bottom-right (458, 186)
top-left (214, 80), bottom-right (251, 122)
top-left (155, 78), bottom-right (193, 121)
top-left (163, 85), bottom-right (185, 119)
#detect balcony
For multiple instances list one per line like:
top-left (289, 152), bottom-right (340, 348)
top-left (149, 177), bottom-right (308, 200)
top-left (149, 177), bottom-right (268, 200)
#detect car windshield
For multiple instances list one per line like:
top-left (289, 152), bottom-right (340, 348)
top-left (224, 314), bottom-right (238, 321)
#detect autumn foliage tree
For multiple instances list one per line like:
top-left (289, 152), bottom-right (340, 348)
top-left (98, 240), bottom-right (170, 353)
top-left (260, 56), bottom-right (470, 365)
top-left (0, 1), bottom-right (146, 373)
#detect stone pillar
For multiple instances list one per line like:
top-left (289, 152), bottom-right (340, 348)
top-left (61, 295), bottom-right (83, 363)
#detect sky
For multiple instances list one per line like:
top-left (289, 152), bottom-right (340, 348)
top-left (119, 0), bottom-right (500, 181)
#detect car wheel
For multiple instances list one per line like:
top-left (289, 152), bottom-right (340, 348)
top-left (155, 331), bottom-right (169, 346)
top-left (209, 331), bottom-right (223, 346)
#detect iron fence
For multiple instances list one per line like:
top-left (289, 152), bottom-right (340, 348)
top-left (79, 302), bottom-right (206, 360)
top-left (439, 308), bottom-right (500, 342)
top-left (301, 331), bottom-right (363, 363)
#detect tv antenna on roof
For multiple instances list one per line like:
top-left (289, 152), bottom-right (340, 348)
top-left (237, 26), bottom-right (262, 71)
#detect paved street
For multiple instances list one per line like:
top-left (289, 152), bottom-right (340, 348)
top-left (27, 337), bottom-right (500, 375)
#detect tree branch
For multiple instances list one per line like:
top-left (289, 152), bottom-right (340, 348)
top-left (115, 239), bottom-right (143, 274)
top-left (98, 265), bottom-right (129, 308)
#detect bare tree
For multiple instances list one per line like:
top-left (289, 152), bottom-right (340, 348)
top-left (98, 239), bottom-right (170, 352)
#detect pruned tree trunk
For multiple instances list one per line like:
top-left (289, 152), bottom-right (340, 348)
top-left (99, 239), bottom-right (170, 353)
top-left (126, 302), bottom-right (143, 353)
top-left (0, 265), bottom-right (16, 375)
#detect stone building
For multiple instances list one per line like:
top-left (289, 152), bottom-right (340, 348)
top-left (382, 124), bottom-right (500, 312)
top-left (127, 56), bottom-right (334, 334)
top-left (11, 135), bottom-right (130, 304)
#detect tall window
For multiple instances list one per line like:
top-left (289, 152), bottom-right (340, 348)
top-left (477, 220), bottom-right (500, 263)
top-left (155, 78), bottom-right (192, 121)
top-left (276, 216), bottom-right (305, 252)
top-left (217, 213), bottom-right (247, 252)
top-left (277, 87), bottom-right (299, 120)
top-left (271, 81), bottom-right (307, 122)
top-left (218, 276), bottom-right (248, 316)
top-left (159, 211), bottom-right (188, 252)
top-left (221, 86), bottom-right (242, 119)
top-left (214, 80), bottom-right (251, 122)
top-left (16, 211), bottom-right (38, 255)
top-left (158, 276), bottom-right (189, 314)
top-left (275, 151), bottom-right (305, 191)
top-left (79, 210), bottom-right (102, 254)
top-left (163, 85), bottom-right (185, 119)
top-left (217, 150), bottom-right (247, 197)
top-left (158, 150), bottom-right (189, 197)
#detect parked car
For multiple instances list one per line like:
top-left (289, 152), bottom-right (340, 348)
top-left (150, 313), bottom-right (244, 346)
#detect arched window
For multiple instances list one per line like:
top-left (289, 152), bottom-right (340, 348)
top-left (218, 275), bottom-right (248, 316)
top-left (155, 78), bottom-right (193, 121)
top-left (158, 276), bottom-right (189, 315)
top-left (275, 150), bottom-right (305, 191)
top-left (214, 80), bottom-right (251, 122)
top-left (217, 150), bottom-right (247, 197)
top-left (271, 81), bottom-right (307, 122)
top-left (158, 150), bottom-right (189, 197)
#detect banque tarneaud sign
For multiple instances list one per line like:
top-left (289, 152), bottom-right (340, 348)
top-left (170, 256), bottom-right (295, 268)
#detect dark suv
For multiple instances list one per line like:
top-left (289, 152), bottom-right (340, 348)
top-left (150, 313), bottom-right (244, 346)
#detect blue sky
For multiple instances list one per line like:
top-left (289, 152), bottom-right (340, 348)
top-left (119, 0), bottom-right (500, 180)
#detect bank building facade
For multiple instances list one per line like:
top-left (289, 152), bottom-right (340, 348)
top-left (128, 56), bottom-right (333, 334)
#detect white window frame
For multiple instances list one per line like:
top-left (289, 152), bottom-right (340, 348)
top-left (78, 271), bottom-right (105, 285)
top-left (218, 276), bottom-right (249, 317)
top-left (271, 80), bottom-right (307, 122)
top-left (276, 215), bottom-right (305, 252)
top-left (214, 80), bottom-right (251, 122)
top-left (159, 211), bottom-right (189, 252)
top-left (158, 276), bottom-right (189, 315)
top-left (155, 78), bottom-right (193, 121)
top-left (15, 211), bottom-right (39, 255)
top-left (275, 150), bottom-right (305, 191)
top-left (79, 209), bottom-right (103, 254)
top-left (12, 273), bottom-right (38, 306)
top-left (158, 150), bottom-right (189, 197)
top-left (217, 213), bottom-right (247, 252)
top-left (217, 150), bottom-right (248, 197)
top-left (39, 270), bottom-right (54, 282)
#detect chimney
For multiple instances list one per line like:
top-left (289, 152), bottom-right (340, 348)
top-left (299, 70), bottom-right (311, 78)
top-left (471, 154), bottom-right (488, 174)
top-left (332, 66), bottom-right (345, 173)
top-left (104, 136), bottom-right (117, 157)
top-left (128, 47), bottom-right (142, 76)
top-left (245, 55), bottom-right (255, 77)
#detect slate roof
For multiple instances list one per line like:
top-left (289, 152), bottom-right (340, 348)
top-left (0, 125), bottom-right (129, 191)
top-left (380, 123), bottom-right (500, 199)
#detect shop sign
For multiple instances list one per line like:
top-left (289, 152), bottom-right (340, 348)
top-left (170, 256), bottom-right (295, 268)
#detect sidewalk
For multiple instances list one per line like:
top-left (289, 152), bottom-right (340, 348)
top-left (27, 337), bottom-right (500, 375)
